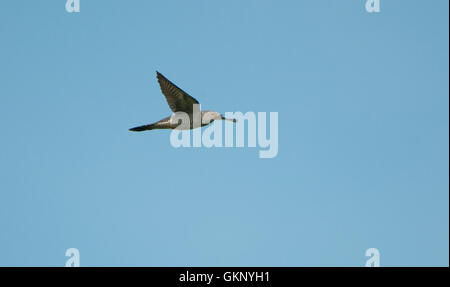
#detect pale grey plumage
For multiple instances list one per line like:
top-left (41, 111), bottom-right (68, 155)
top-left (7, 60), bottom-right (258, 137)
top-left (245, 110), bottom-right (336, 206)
top-left (129, 71), bottom-right (236, 132)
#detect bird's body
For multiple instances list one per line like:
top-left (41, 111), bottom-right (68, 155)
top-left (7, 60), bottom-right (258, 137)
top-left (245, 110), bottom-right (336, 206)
top-left (129, 72), bottom-right (236, 132)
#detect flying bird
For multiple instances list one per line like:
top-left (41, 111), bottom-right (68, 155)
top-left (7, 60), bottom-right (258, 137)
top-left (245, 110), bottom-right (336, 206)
top-left (129, 71), bottom-right (236, 132)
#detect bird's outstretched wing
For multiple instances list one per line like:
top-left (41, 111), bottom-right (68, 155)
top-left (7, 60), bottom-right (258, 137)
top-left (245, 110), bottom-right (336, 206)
top-left (156, 71), bottom-right (199, 114)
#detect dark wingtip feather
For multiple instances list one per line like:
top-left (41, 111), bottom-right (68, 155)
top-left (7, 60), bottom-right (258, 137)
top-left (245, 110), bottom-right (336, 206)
top-left (129, 124), bottom-right (153, 132)
top-left (129, 127), bottom-right (141, 132)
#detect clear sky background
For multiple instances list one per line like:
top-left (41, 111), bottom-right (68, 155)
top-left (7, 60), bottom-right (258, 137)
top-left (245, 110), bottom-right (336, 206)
top-left (0, 0), bottom-right (448, 266)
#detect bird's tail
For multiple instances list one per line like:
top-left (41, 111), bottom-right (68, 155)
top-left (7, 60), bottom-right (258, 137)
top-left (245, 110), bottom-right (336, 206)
top-left (129, 123), bottom-right (156, 132)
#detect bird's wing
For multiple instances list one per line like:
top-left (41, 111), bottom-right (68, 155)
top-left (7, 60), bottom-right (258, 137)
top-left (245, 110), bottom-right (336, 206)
top-left (156, 71), bottom-right (199, 114)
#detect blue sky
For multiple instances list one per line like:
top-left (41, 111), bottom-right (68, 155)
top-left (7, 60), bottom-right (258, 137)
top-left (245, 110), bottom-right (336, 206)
top-left (0, 0), bottom-right (448, 266)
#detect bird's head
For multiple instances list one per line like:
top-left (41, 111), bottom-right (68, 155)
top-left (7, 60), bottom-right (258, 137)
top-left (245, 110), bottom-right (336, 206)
top-left (202, 111), bottom-right (221, 124)
top-left (202, 111), bottom-right (237, 124)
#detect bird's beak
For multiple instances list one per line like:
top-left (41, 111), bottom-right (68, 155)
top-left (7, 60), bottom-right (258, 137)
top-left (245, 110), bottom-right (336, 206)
top-left (221, 114), bottom-right (237, 123)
